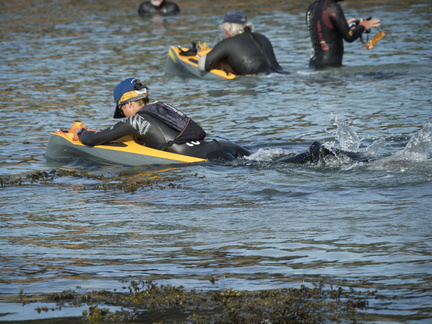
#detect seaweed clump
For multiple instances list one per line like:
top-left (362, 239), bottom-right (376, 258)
top-left (0, 169), bottom-right (186, 193)
top-left (0, 169), bottom-right (105, 186)
top-left (34, 280), bottom-right (376, 323)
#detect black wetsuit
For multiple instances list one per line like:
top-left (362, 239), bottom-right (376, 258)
top-left (78, 102), bottom-right (250, 161)
top-left (138, 1), bottom-right (180, 16)
top-left (203, 27), bottom-right (286, 75)
top-left (306, 0), bottom-right (365, 69)
top-left (278, 142), bottom-right (370, 164)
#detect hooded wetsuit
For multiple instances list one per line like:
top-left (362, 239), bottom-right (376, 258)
top-left (306, 0), bottom-right (365, 69)
top-left (202, 27), bottom-right (286, 75)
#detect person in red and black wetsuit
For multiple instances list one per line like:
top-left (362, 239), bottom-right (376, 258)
top-left (306, 0), bottom-right (380, 69)
top-left (198, 11), bottom-right (287, 76)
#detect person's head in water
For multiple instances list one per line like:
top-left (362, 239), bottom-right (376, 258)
top-left (113, 78), bottom-right (149, 118)
top-left (151, 0), bottom-right (165, 7)
top-left (220, 11), bottom-right (255, 38)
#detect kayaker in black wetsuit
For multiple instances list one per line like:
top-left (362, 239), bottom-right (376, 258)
top-left (198, 11), bottom-right (287, 75)
top-left (306, 0), bottom-right (380, 69)
top-left (72, 78), bottom-right (365, 164)
top-left (138, 0), bottom-right (180, 17)
top-left (73, 78), bottom-right (250, 161)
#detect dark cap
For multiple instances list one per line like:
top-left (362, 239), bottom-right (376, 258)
top-left (113, 77), bottom-right (148, 118)
top-left (222, 11), bottom-right (247, 24)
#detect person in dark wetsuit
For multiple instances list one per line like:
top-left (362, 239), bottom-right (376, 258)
top-left (138, 0), bottom-right (180, 17)
top-left (198, 11), bottom-right (287, 75)
top-left (278, 141), bottom-right (371, 164)
top-left (306, 0), bottom-right (380, 69)
top-left (73, 78), bottom-right (364, 164)
top-left (73, 78), bottom-right (250, 161)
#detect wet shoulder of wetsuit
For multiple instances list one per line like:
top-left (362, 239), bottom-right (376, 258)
top-left (278, 142), bottom-right (333, 164)
top-left (131, 108), bottom-right (190, 149)
top-left (163, 1), bottom-right (180, 14)
top-left (278, 142), bottom-right (371, 164)
top-left (204, 30), bottom-right (285, 75)
top-left (138, 1), bottom-right (156, 15)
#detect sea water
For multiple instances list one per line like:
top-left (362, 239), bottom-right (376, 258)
top-left (0, 0), bottom-right (431, 322)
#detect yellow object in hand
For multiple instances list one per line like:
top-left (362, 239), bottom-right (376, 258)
top-left (364, 31), bottom-right (385, 50)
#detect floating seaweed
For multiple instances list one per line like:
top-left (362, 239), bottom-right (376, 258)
top-left (17, 280), bottom-right (387, 323)
top-left (1, 169), bottom-right (189, 193)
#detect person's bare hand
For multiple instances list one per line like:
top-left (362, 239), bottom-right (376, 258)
top-left (73, 127), bottom-right (84, 141)
top-left (360, 18), bottom-right (381, 31)
top-left (72, 127), bottom-right (100, 141)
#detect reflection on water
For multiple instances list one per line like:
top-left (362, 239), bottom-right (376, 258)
top-left (1, 0), bottom-right (432, 322)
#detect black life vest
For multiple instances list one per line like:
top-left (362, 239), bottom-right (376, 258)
top-left (139, 101), bottom-right (206, 146)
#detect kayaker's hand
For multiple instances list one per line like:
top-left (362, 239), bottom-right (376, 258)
top-left (73, 127), bottom-right (85, 141)
top-left (73, 127), bottom-right (100, 141)
top-left (359, 18), bottom-right (380, 31)
top-left (72, 126), bottom-right (88, 141)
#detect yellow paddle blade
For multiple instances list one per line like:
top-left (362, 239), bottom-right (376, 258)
top-left (364, 31), bottom-right (385, 50)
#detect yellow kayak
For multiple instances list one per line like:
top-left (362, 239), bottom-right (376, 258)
top-left (45, 131), bottom-right (206, 165)
top-left (45, 121), bottom-right (250, 166)
top-left (166, 44), bottom-right (237, 80)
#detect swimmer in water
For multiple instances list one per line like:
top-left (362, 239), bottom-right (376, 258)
top-left (138, 0), bottom-right (180, 17)
top-left (198, 11), bottom-right (287, 75)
